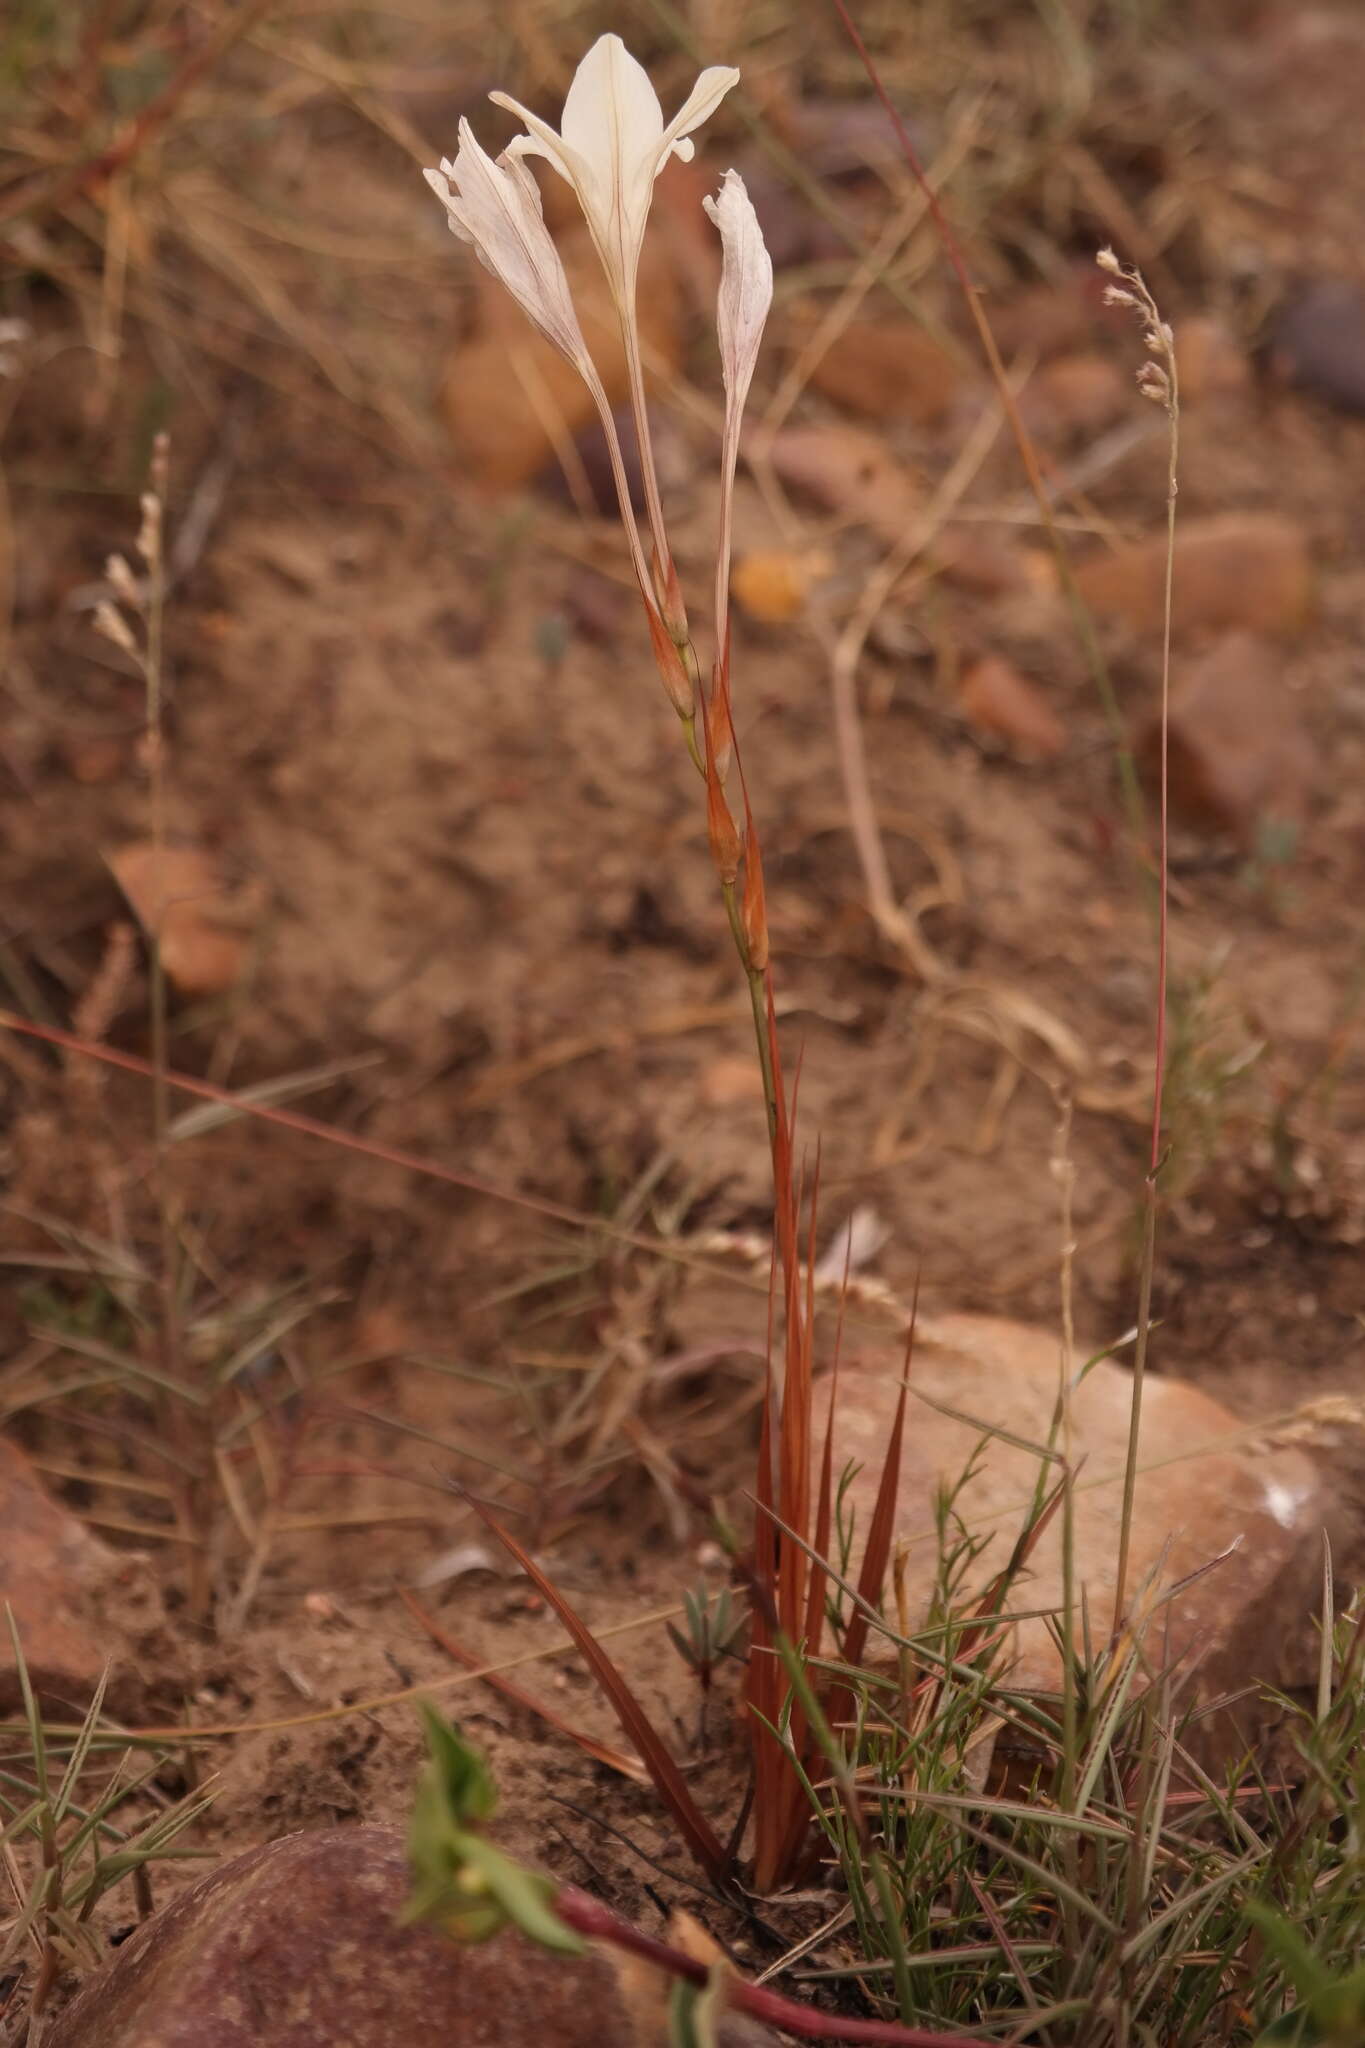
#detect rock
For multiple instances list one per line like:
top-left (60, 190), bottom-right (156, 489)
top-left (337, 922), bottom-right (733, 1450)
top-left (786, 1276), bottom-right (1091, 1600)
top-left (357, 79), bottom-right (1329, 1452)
top-left (1075, 513), bottom-right (1314, 640)
top-left (829, 1314), bottom-right (1329, 1740)
top-left (957, 655), bottom-right (1065, 760)
top-left (1021, 352), bottom-right (1129, 438)
top-left (698, 1054), bottom-right (766, 1108)
top-left (1174, 316), bottom-right (1249, 403)
top-left (730, 548), bottom-right (830, 625)
top-left (0, 1436), bottom-right (146, 1714)
top-left (799, 314), bottom-right (964, 426)
top-left (106, 842), bottom-right (250, 997)
top-left (934, 529), bottom-right (1045, 597)
top-left (764, 422), bottom-right (920, 546)
top-left (990, 270), bottom-right (1107, 360)
top-left (45, 1825), bottom-right (762, 2048)
top-left (1139, 632), bottom-right (1315, 844)
top-left (1269, 279), bottom-right (1365, 415)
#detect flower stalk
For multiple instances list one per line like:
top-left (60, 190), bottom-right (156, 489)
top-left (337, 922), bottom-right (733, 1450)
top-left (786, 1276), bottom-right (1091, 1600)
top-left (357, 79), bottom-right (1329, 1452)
top-left (424, 37), bottom-right (779, 1145)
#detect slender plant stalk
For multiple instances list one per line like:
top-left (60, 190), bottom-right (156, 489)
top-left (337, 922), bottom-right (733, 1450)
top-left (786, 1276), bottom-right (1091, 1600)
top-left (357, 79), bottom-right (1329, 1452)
top-left (1054, 1097), bottom-right (1081, 1962)
top-left (139, 438), bottom-right (208, 1619)
top-left (1110, 270), bottom-right (1179, 1636)
top-left (553, 1886), bottom-right (987, 2045)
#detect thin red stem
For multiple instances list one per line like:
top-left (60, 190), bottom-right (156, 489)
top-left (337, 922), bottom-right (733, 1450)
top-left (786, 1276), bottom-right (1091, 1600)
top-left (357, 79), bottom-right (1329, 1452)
top-left (553, 1887), bottom-right (986, 2046)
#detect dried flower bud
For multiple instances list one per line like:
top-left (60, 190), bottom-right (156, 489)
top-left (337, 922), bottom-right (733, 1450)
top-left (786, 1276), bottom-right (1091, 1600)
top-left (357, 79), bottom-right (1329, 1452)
top-left (136, 491), bottom-right (161, 567)
top-left (105, 553), bottom-right (143, 608)
top-left (1096, 246), bottom-right (1121, 274)
top-left (94, 600), bottom-right (138, 656)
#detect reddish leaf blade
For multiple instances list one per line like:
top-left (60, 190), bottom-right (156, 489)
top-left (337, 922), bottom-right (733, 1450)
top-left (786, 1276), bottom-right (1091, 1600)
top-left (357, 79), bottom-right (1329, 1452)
top-left (463, 1497), bottom-right (731, 1884)
top-left (399, 1587), bottom-right (648, 1785)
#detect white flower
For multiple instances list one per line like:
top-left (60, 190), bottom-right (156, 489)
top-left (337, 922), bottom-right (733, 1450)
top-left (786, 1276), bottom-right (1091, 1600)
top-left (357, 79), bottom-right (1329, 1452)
top-left (703, 170), bottom-right (772, 435)
top-left (703, 172), bottom-right (772, 667)
top-left (424, 121), bottom-right (596, 378)
top-left (491, 34), bottom-right (739, 309)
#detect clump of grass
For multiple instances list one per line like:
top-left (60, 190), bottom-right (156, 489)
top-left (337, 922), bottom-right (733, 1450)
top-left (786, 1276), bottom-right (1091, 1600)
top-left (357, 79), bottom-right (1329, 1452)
top-left (407, 1563), bottom-right (1364, 2046)
top-left (0, 1613), bottom-right (212, 2026)
top-left (761, 1545), bottom-right (1364, 2046)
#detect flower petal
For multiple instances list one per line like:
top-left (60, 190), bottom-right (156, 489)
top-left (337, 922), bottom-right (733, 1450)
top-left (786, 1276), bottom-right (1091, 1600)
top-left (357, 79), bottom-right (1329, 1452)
top-left (660, 65), bottom-right (740, 160)
top-left (561, 35), bottom-right (664, 173)
top-left (424, 121), bottom-right (592, 372)
top-left (561, 35), bottom-right (669, 300)
top-left (488, 95), bottom-right (596, 194)
top-left (489, 42), bottom-right (739, 311)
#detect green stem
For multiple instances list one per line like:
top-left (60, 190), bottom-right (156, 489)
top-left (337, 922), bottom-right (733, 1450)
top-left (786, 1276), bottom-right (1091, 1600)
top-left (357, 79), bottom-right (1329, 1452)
top-left (720, 878), bottom-right (778, 1148)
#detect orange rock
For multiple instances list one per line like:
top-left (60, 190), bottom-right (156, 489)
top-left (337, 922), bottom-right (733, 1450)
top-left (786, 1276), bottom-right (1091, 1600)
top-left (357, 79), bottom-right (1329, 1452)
top-left (1075, 513), bottom-right (1314, 639)
top-left (106, 842), bottom-right (249, 996)
top-left (801, 314), bottom-right (964, 425)
top-left (764, 421), bottom-right (920, 545)
top-left (1140, 631), bottom-right (1315, 844)
top-left (1, 1437), bottom-right (131, 1713)
top-left (1022, 351), bottom-right (1129, 437)
top-left (699, 1054), bottom-right (766, 1107)
top-left (730, 547), bottom-right (829, 624)
top-left (1174, 315), bottom-right (1249, 402)
top-left (957, 655), bottom-right (1065, 760)
top-left (989, 270), bottom-right (1104, 359)
top-left (830, 1313), bottom-right (1330, 1751)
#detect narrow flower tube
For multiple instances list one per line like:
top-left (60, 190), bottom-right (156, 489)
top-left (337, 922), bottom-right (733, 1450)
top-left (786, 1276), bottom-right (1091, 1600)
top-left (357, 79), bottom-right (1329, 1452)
top-left (703, 171), bottom-right (773, 670)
